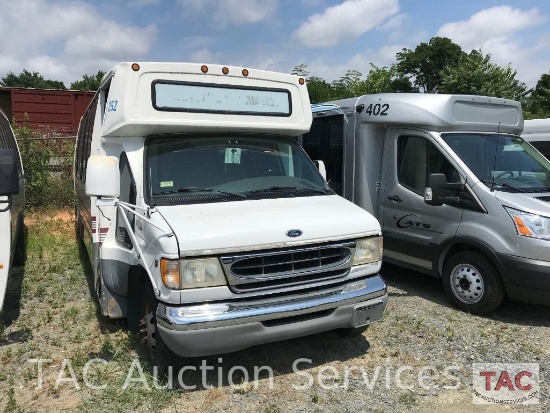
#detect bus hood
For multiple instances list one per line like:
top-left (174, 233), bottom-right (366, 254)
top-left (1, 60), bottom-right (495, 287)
top-left (496, 191), bottom-right (550, 217)
top-left (155, 195), bottom-right (380, 256)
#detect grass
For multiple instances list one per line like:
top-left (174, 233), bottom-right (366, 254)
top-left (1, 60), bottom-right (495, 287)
top-left (0, 211), bottom-right (180, 412)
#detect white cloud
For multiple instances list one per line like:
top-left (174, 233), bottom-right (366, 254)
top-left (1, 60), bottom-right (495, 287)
top-left (436, 6), bottom-right (549, 88)
top-left (127, 0), bottom-right (161, 7)
top-left (293, 0), bottom-right (399, 48)
top-left (65, 22), bottom-right (157, 58)
top-left (437, 6), bottom-right (545, 51)
top-left (176, 0), bottom-right (277, 27)
top-left (0, 0), bottom-right (157, 86)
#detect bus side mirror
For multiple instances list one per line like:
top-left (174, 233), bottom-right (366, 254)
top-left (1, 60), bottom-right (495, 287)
top-left (424, 173), bottom-right (464, 206)
top-left (313, 160), bottom-right (327, 180)
top-left (0, 149), bottom-right (20, 196)
top-left (85, 155), bottom-right (120, 198)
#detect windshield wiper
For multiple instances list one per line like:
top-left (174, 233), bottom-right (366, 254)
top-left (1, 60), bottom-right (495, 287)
top-left (246, 185), bottom-right (330, 195)
top-left (153, 186), bottom-right (247, 199)
top-left (479, 179), bottom-right (528, 193)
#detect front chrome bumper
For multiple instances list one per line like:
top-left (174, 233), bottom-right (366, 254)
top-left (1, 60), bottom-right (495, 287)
top-left (156, 275), bottom-right (387, 357)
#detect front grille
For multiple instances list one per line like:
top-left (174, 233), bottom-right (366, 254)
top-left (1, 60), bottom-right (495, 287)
top-left (221, 241), bottom-right (355, 292)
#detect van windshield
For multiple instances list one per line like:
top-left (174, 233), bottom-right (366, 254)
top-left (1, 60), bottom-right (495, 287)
top-left (442, 133), bottom-right (550, 192)
top-left (145, 134), bottom-right (330, 205)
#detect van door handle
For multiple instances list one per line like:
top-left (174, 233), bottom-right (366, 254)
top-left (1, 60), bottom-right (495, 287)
top-left (387, 195), bottom-right (402, 202)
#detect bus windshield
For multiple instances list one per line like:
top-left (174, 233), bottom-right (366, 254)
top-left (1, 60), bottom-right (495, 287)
top-left (442, 133), bottom-right (550, 193)
top-left (145, 134), bottom-right (330, 205)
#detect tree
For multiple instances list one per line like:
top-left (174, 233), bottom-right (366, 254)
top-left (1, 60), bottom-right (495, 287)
top-left (362, 64), bottom-right (414, 94)
top-left (70, 70), bottom-right (105, 91)
top-left (524, 72), bottom-right (550, 119)
top-left (306, 76), bottom-right (333, 103)
top-left (0, 69), bottom-right (66, 89)
top-left (439, 50), bottom-right (527, 100)
top-left (331, 70), bottom-right (363, 99)
top-left (396, 37), bottom-right (464, 93)
top-left (291, 63), bottom-right (310, 78)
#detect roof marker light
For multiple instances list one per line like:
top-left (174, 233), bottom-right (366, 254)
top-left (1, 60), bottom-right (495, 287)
top-left (201, 65), bottom-right (208, 73)
top-left (299, 77), bottom-right (305, 85)
top-left (222, 67), bottom-right (229, 75)
top-left (131, 63), bottom-right (140, 71)
top-left (242, 69), bottom-right (249, 77)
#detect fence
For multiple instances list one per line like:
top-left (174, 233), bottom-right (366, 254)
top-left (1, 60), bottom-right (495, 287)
top-left (16, 133), bottom-right (76, 210)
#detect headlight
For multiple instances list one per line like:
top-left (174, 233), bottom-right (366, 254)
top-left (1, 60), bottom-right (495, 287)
top-left (160, 257), bottom-right (227, 289)
top-left (353, 236), bottom-right (383, 265)
top-left (505, 207), bottom-right (550, 240)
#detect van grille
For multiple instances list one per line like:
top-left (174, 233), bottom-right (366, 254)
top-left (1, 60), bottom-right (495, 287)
top-left (221, 241), bottom-right (355, 292)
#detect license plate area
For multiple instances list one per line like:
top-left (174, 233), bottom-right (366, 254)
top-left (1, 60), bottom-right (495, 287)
top-left (352, 300), bottom-right (384, 327)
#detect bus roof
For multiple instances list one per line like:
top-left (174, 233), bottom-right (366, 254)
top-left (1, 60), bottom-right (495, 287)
top-left (100, 62), bottom-right (311, 137)
top-left (314, 93), bottom-right (523, 134)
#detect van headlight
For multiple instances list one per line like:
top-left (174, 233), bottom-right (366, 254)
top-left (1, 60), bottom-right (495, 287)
top-left (160, 257), bottom-right (227, 289)
top-left (505, 207), bottom-right (550, 240)
top-left (353, 236), bottom-right (383, 265)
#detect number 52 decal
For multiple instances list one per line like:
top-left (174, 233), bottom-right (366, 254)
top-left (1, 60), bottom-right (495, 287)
top-left (365, 103), bottom-right (389, 116)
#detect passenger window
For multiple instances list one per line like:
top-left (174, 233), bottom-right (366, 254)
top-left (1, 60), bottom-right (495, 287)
top-left (398, 136), bottom-right (460, 195)
top-left (116, 154), bottom-right (136, 249)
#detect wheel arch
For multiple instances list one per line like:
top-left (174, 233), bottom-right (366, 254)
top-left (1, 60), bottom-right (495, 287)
top-left (435, 237), bottom-right (506, 281)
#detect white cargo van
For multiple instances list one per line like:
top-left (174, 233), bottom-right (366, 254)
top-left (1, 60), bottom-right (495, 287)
top-left (74, 62), bottom-right (387, 370)
top-left (522, 118), bottom-right (550, 160)
top-left (0, 108), bottom-right (25, 311)
top-left (301, 94), bottom-right (550, 314)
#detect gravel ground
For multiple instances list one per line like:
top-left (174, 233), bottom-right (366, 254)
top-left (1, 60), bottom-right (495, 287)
top-left (1, 213), bottom-right (549, 412)
top-left (159, 263), bottom-right (549, 413)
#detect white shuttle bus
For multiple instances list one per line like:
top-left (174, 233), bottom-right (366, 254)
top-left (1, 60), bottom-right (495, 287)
top-left (74, 62), bottom-right (387, 370)
top-left (301, 94), bottom-right (550, 314)
top-left (0, 108), bottom-right (25, 311)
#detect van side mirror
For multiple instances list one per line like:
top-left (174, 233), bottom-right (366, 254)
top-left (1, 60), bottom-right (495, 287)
top-left (313, 160), bottom-right (327, 180)
top-left (85, 155), bottom-right (120, 198)
top-left (0, 149), bottom-right (20, 196)
top-left (424, 173), bottom-right (464, 206)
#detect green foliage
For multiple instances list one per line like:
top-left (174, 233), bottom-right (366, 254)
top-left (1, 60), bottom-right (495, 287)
top-left (70, 70), bottom-right (106, 91)
top-left (306, 76), bottom-right (334, 103)
top-left (12, 115), bottom-right (74, 210)
top-left (0, 69), bottom-right (66, 89)
top-left (396, 36), bottom-right (464, 93)
top-left (523, 72), bottom-right (550, 119)
top-left (291, 64), bottom-right (310, 78)
top-left (440, 50), bottom-right (528, 100)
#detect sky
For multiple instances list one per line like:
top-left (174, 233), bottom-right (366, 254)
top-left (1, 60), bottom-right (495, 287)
top-left (0, 0), bottom-right (549, 89)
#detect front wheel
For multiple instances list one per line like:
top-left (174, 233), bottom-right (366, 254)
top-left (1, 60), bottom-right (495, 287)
top-left (443, 251), bottom-right (505, 314)
top-left (139, 283), bottom-right (180, 376)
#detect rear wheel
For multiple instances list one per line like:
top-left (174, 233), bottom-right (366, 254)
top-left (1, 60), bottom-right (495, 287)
top-left (443, 251), bottom-right (505, 314)
top-left (139, 283), bottom-right (179, 376)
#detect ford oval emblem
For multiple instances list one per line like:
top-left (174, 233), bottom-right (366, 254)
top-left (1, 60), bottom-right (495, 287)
top-left (286, 229), bottom-right (303, 238)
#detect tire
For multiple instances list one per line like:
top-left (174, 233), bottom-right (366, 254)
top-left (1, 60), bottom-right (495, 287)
top-left (336, 325), bottom-right (368, 337)
top-left (139, 283), bottom-right (180, 376)
top-left (12, 213), bottom-right (26, 267)
top-left (443, 251), bottom-right (505, 315)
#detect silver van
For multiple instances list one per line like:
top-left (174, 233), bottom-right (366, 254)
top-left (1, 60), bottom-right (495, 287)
top-left (0, 108), bottom-right (25, 311)
top-left (301, 94), bottom-right (550, 314)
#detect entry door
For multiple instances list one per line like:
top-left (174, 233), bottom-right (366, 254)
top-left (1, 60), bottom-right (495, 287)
top-left (380, 129), bottom-right (464, 273)
top-left (302, 115), bottom-right (344, 195)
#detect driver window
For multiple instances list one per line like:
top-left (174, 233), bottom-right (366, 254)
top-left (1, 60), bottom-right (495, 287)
top-left (398, 135), bottom-right (461, 195)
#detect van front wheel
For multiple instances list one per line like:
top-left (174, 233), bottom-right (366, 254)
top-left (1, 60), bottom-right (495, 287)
top-left (443, 251), bottom-right (504, 315)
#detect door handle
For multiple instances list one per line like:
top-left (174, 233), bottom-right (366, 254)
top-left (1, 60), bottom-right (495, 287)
top-left (387, 195), bottom-right (402, 202)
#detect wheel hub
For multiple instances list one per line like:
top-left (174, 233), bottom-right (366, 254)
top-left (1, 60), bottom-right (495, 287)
top-left (450, 263), bottom-right (484, 304)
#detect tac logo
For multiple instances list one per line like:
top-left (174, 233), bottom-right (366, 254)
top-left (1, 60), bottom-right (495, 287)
top-left (472, 363), bottom-right (539, 404)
